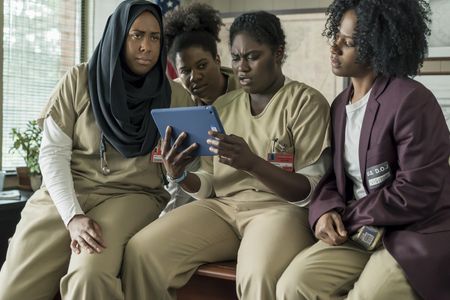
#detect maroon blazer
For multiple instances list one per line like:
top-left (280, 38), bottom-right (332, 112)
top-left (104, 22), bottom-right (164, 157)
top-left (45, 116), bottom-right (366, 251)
top-left (309, 76), bottom-right (450, 300)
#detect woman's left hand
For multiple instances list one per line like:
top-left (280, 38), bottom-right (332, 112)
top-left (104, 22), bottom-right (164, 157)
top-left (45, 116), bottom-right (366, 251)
top-left (207, 130), bottom-right (259, 171)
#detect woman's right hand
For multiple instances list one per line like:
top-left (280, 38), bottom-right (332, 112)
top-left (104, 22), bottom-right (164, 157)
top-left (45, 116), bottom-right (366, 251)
top-left (67, 215), bottom-right (106, 254)
top-left (161, 126), bottom-right (198, 178)
top-left (314, 210), bottom-right (348, 246)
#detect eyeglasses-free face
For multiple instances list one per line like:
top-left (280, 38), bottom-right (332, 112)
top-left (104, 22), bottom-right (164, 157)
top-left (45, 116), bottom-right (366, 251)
top-left (123, 11), bottom-right (161, 76)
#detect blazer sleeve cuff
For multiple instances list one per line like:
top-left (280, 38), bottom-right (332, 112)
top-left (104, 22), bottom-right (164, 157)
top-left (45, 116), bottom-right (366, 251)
top-left (308, 200), bottom-right (345, 231)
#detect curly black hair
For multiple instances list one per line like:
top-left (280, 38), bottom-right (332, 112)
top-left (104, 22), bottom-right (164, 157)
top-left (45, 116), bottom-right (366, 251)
top-left (229, 11), bottom-right (286, 61)
top-left (324, 0), bottom-right (431, 77)
top-left (163, 3), bottom-right (223, 65)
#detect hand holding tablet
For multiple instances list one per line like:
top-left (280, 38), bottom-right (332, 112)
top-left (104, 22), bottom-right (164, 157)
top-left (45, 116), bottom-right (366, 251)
top-left (151, 105), bottom-right (225, 156)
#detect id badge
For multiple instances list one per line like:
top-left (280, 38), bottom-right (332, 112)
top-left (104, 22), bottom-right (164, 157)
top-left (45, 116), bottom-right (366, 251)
top-left (151, 144), bottom-right (163, 163)
top-left (267, 152), bottom-right (294, 172)
top-left (366, 161), bottom-right (392, 190)
top-left (350, 225), bottom-right (384, 251)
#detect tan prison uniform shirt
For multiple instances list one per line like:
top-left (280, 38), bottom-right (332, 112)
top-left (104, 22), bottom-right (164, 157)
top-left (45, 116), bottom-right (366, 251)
top-left (196, 80), bottom-right (331, 202)
top-left (38, 63), bottom-right (193, 202)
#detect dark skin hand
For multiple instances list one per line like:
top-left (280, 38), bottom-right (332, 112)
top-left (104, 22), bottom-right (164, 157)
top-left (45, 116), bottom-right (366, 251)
top-left (314, 210), bottom-right (348, 245)
top-left (67, 214), bottom-right (106, 254)
top-left (161, 126), bottom-right (201, 193)
top-left (161, 125), bottom-right (312, 201)
top-left (207, 131), bottom-right (257, 171)
top-left (207, 130), bottom-right (311, 202)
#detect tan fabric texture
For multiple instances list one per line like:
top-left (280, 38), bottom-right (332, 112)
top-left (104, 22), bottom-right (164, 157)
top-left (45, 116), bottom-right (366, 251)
top-left (201, 80), bottom-right (331, 201)
top-left (37, 63), bottom-right (192, 196)
top-left (0, 63), bottom-right (193, 300)
top-left (122, 80), bottom-right (331, 300)
top-left (123, 199), bottom-right (315, 300)
top-left (277, 241), bottom-right (420, 300)
top-left (0, 190), bottom-right (162, 300)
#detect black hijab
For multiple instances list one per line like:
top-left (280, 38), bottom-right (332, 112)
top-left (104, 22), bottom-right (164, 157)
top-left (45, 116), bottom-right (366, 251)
top-left (88, 0), bottom-right (171, 158)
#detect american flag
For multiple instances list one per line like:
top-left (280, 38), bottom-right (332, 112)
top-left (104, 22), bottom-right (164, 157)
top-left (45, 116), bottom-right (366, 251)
top-left (155, 0), bottom-right (180, 79)
top-left (155, 0), bottom-right (180, 15)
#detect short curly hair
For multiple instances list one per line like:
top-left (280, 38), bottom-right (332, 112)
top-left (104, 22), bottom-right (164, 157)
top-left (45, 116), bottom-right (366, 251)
top-left (163, 3), bottom-right (223, 65)
top-left (229, 11), bottom-right (286, 61)
top-left (324, 0), bottom-right (431, 77)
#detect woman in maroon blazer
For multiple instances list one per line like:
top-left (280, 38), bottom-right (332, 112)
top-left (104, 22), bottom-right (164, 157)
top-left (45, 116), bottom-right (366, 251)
top-left (276, 0), bottom-right (450, 299)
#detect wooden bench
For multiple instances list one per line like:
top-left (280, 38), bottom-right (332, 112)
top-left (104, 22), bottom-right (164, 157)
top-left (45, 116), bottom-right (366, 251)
top-left (178, 261), bottom-right (238, 300)
top-left (53, 262), bottom-right (238, 300)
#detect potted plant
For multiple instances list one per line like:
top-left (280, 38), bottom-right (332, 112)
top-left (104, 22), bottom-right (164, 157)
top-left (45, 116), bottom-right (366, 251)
top-left (10, 120), bottom-right (43, 191)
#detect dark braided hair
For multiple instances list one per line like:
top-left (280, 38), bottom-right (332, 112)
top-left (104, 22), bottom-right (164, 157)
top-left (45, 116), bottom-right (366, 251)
top-left (229, 11), bottom-right (286, 61)
top-left (163, 3), bottom-right (223, 65)
top-left (324, 0), bottom-right (431, 77)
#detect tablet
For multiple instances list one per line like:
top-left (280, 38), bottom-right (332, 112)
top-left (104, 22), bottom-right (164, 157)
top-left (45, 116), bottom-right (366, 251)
top-left (151, 105), bottom-right (225, 156)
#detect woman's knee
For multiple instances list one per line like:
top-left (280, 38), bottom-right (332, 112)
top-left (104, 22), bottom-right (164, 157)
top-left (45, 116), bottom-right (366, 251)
top-left (124, 229), bottom-right (162, 268)
top-left (275, 263), bottom-right (313, 300)
top-left (237, 263), bottom-right (274, 288)
top-left (61, 266), bottom-right (112, 290)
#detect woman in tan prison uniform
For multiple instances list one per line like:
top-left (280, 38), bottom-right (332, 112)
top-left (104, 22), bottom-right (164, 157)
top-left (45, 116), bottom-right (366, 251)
top-left (0, 1), bottom-right (191, 300)
top-left (122, 11), bottom-right (331, 300)
top-left (160, 3), bottom-right (240, 215)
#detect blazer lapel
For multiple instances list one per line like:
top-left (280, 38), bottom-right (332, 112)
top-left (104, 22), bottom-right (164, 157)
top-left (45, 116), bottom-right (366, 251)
top-left (359, 77), bottom-right (390, 192)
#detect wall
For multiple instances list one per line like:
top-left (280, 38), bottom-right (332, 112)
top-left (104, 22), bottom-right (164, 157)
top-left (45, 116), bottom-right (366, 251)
top-left (89, 0), bottom-right (338, 99)
top-left (218, 13), bottom-right (343, 102)
top-left (88, 0), bottom-right (450, 108)
top-left (183, 0), bottom-right (332, 13)
top-left (89, 0), bottom-right (332, 56)
top-left (417, 0), bottom-right (450, 129)
top-left (89, 0), bottom-right (123, 56)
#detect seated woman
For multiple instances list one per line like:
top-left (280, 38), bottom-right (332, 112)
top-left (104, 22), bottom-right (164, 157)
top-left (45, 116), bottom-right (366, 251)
top-left (164, 3), bottom-right (239, 105)
top-left (122, 11), bottom-right (331, 300)
top-left (0, 1), bottom-right (191, 299)
top-left (160, 3), bottom-right (240, 215)
top-left (277, 0), bottom-right (450, 299)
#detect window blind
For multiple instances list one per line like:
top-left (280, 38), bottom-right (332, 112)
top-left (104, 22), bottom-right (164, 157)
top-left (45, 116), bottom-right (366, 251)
top-left (2, 0), bottom-right (82, 170)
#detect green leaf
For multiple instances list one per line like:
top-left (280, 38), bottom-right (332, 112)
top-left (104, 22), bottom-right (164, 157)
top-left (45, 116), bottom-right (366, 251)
top-left (10, 120), bottom-right (43, 174)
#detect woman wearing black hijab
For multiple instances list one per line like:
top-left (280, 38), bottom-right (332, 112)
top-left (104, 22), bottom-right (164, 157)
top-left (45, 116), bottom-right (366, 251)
top-left (0, 1), bottom-right (191, 299)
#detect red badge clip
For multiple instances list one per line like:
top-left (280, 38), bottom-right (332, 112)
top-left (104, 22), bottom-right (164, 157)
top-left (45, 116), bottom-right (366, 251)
top-left (151, 144), bottom-right (163, 163)
top-left (267, 152), bottom-right (294, 172)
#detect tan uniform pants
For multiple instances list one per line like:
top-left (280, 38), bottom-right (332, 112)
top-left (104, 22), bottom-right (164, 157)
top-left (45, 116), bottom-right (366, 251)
top-left (0, 188), bottom-right (164, 300)
top-left (122, 198), bottom-right (315, 300)
top-left (276, 240), bottom-right (420, 300)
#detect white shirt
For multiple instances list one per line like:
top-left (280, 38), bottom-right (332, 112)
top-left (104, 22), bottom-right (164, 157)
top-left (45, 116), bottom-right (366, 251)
top-left (344, 89), bottom-right (371, 200)
top-left (39, 116), bottom-right (83, 226)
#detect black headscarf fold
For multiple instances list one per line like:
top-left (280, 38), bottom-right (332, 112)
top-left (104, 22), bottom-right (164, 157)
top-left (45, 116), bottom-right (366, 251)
top-left (88, 0), bottom-right (171, 158)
